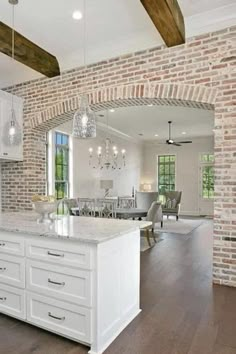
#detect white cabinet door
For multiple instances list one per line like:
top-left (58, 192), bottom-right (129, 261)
top-left (27, 292), bottom-right (91, 344)
top-left (0, 283), bottom-right (26, 320)
top-left (0, 91), bottom-right (23, 161)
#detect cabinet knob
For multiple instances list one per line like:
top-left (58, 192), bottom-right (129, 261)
top-left (0, 267), bottom-right (6, 272)
top-left (0, 243), bottom-right (5, 247)
top-left (0, 297), bottom-right (6, 302)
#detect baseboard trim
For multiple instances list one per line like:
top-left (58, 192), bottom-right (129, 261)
top-left (179, 211), bottom-right (201, 217)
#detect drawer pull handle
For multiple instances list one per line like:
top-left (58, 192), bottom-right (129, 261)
top-left (0, 297), bottom-right (6, 302)
top-left (48, 312), bottom-right (65, 321)
top-left (48, 278), bottom-right (65, 287)
top-left (0, 268), bottom-right (6, 272)
top-left (0, 243), bottom-right (5, 247)
top-left (47, 251), bottom-right (64, 258)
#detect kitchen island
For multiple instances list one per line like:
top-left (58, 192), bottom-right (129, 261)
top-left (0, 212), bottom-right (151, 354)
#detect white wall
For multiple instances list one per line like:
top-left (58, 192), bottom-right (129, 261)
top-left (141, 136), bottom-right (214, 216)
top-left (53, 121), bottom-right (143, 198)
top-left (0, 164), bottom-right (1, 211)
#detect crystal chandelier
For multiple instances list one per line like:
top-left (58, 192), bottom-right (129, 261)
top-left (4, 0), bottom-right (22, 146)
top-left (72, 0), bottom-right (96, 139)
top-left (88, 111), bottom-right (126, 170)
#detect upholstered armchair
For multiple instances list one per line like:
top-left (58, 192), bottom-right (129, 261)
top-left (135, 191), bottom-right (159, 210)
top-left (162, 191), bottom-right (182, 221)
top-left (142, 201), bottom-right (163, 246)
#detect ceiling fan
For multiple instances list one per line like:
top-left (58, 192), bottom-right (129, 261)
top-left (165, 121), bottom-right (192, 147)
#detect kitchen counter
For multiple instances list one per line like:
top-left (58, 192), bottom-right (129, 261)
top-left (0, 212), bottom-right (151, 244)
top-left (0, 212), bottom-right (150, 353)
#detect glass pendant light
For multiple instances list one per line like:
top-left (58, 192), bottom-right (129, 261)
top-left (4, 0), bottom-right (22, 146)
top-left (73, 95), bottom-right (96, 138)
top-left (3, 108), bottom-right (22, 146)
top-left (72, 0), bottom-right (96, 139)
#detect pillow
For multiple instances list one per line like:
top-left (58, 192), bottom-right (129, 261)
top-left (165, 198), bottom-right (172, 209)
top-left (165, 198), bottom-right (177, 209)
top-left (171, 198), bottom-right (177, 209)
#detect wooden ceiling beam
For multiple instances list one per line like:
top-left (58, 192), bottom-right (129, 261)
top-left (0, 21), bottom-right (60, 77)
top-left (140, 0), bottom-right (185, 47)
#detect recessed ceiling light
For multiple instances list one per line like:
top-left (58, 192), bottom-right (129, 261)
top-left (109, 109), bottom-right (115, 113)
top-left (148, 104), bottom-right (153, 107)
top-left (72, 10), bottom-right (83, 20)
top-left (182, 131), bottom-right (186, 135)
top-left (154, 134), bottom-right (159, 137)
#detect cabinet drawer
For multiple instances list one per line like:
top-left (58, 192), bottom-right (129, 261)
top-left (0, 283), bottom-right (26, 319)
top-left (26, 260), bottom-right (92, 307)
top-left (0, 233), bottom-right (24, 256)
top-left (26, 239), bottom-right (92, 270)
top-left (27, 292), bottom-right (91, 344)
top-left (0, 254), bottom-right (25, 289)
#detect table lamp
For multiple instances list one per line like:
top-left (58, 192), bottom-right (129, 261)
top-left (100, 180), bottom-right (113, 198)
top-left (142, 183), bottom-right (152, 192)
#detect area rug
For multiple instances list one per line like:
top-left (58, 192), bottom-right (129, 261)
top-left (154, 218), bottom-right (204, 235)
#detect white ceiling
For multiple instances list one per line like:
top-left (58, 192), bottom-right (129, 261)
top-left (97, 105), bottom-right (214, 142)
top-left (0, 0), bottom-right (235, 88)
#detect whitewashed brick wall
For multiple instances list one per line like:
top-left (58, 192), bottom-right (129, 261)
top-left (2, 26), bottom-right (236, 287)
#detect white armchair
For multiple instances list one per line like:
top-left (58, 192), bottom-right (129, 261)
top-left (142, 201), bottom-right (163, 246)
top-left (135, 191), bottom-right (159, 210)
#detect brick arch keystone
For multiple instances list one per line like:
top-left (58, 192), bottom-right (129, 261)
top-left (30, 83), bottom-right (218, 132)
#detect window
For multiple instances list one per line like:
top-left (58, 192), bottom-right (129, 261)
top-left (200, 153), bottom-right (214, 163)
top-left (200, 153), bottom-right (214, 199)
top-left (55, 132), bottom-right (69, 200)
top-left (158, 155), bottom-right (176, 195)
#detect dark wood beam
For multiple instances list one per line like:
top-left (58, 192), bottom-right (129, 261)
top-left (0, 21), bottom-right (60, 77)
top-left (140, 0), bottom-right (185, 47)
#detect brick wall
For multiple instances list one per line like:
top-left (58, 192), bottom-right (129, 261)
top-left (2, 26), bottom-right (236, 287)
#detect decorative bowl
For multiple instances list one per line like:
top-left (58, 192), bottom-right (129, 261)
top-left (32, 201), bottom-right (58, 224)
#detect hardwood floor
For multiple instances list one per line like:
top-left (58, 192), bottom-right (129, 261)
top-left (0, 219), bottom-right (236, 354)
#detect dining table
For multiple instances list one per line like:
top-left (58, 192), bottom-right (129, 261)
top-left (71, 207), bottom-right (148, 220)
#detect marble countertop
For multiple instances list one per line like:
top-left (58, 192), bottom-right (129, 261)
top-left (0, 212), bottom-right (151, 244)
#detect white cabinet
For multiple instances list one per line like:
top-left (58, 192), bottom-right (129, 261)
top-left (0, 283), bottom-right (26, 320)
top-left (0, 230), bottom-right (141, 354)
top-left (27, 292), bottom-right (91, 344)
top-left (0, 90), bottom-right (23, 161)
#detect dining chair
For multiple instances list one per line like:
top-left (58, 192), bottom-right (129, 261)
top-left (97, 199), bottom-right (117, 218)
top-left (118, 196), bottom-right (135, 209)
top-left (78, 198), bottom-right (96, 217)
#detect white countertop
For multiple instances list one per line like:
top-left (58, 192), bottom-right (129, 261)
top-left (0, 212), bottom-right (151, 244)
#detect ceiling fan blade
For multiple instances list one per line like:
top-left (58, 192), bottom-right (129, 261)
top-left (176, 141), bottom-right (192, 144)
top-left (173, 142), bottom-right (181, 146)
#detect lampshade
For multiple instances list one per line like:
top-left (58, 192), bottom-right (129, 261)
top-left (100, 180), bottom-right (113, 189)
top-left (142, 183), bottom-right (152, 192)
top-left (73, 95), bottom-right (96, 139)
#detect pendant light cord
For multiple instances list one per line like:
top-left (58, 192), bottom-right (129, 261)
top-left (83, 0), bottom-right (87, 91)
top-left (11, 1), bottom-right (15, 111)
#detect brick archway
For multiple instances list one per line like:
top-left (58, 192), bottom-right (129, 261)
top-left (30, 83), bottom-right (218, 132)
